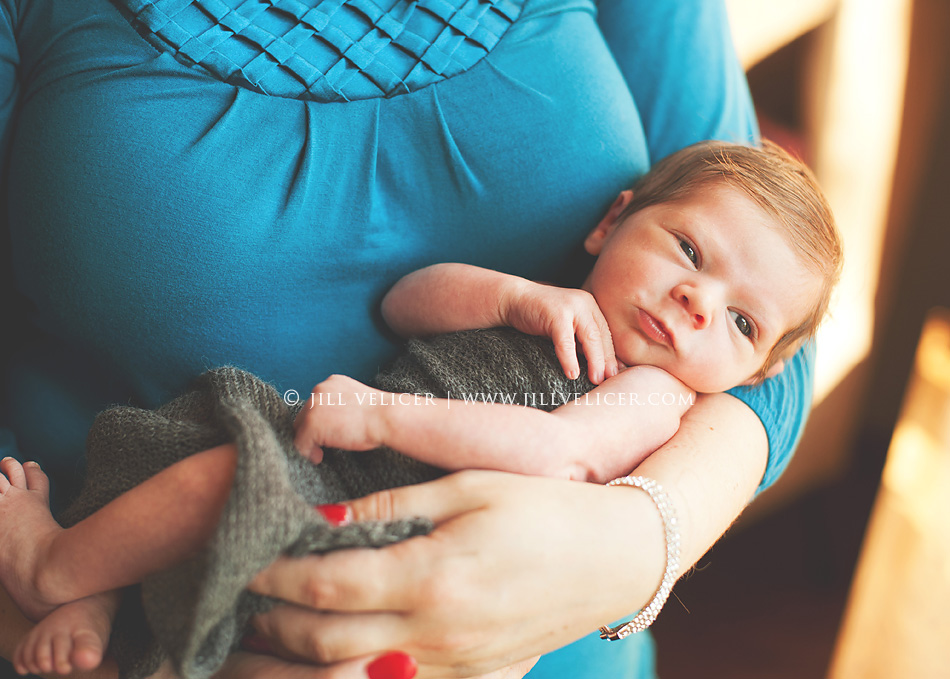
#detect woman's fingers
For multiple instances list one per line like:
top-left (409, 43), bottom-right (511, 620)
top-left (250, 606), bottom-right (412, 665)
top-left (214, 650), bottom-right (418, 679)
top-left (249, 474), bottom-right (497, 609)
top-left (344, 471), bottom-right (498, 524)
top-left (249, 472), bottom-right (475, 611)
top-left (245, 607), bottom-right (535, 679)
top-left (469, 657), bottom-right (540, 679)
top-left (250, 512), bottom-right (478, 616)
top-left (249, 543), bottom-right (417, 613)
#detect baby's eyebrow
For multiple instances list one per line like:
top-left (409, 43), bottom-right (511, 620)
top-left (747, 300), bottom-right (782, 345)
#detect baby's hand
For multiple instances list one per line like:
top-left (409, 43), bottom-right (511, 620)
top-left (503, 281), bottom-right (618, 384)
top-left (293, 375), bottom-right (387, 462)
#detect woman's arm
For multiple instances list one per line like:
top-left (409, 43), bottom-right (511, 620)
top-left (294, 367), bottom-right (692, 483)
top-left (245, 391), bottom-right (767, 677)
top-left (214, 1), bottom-right (792, 675)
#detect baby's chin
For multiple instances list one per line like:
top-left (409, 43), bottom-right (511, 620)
top-left (614, 350), bottom-right (748, 393)
top-left (688, 377), bottom-right (755, 394)
top-left (667, 371), bottom-right (740, 395)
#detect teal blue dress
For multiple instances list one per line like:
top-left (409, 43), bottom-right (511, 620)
top-left (0, 0), bottom-right (811, 675)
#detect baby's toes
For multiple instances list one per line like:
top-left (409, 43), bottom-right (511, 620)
top-left (0, 457), bottom-right (26, 490)
top-left (19, 630), bottom-right (51, 676)
top-left (51, 630), bottom-right (75, 675)
top-left (12, 634), bottom-right (34, 675)
top-left (71, 628), bottom-right (106, 671)
top-left (22, 461), bottom-right (50, 500)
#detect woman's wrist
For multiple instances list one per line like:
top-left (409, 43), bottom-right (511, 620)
top-left (598, 475), bottom-right (681, 640)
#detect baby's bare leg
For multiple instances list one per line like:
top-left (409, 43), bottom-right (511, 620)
top-left (0, 445), bottom-right (237, 620)
top-left (13, 591), bottom-right (119, 676)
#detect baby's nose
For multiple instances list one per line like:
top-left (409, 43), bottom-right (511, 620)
top-left (674, 284), bottom-right (714, 329)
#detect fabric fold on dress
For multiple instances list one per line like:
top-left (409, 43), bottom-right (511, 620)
top-left (431, 87), bottom-right (482, 192)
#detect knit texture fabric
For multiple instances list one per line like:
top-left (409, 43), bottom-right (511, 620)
top-left (58, 328), bottom-right (594, 679)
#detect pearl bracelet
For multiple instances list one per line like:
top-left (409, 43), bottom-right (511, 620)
top-left (599, 475), bottom-right (681, 640)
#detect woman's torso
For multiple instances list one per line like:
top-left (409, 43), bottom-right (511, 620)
top-left (4, 0), bottom-right (650, 486)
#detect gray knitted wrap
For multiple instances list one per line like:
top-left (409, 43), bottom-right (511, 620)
top-left (58, 329), bottom-right (594, 679)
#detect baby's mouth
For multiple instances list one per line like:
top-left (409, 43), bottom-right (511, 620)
top-left (638, 309), bottom-right (675, 349)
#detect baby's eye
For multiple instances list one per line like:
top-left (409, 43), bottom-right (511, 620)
top-left (678, 238), bottom-right (698, 266)
top-left (729, 310), bottom-right (753, 338)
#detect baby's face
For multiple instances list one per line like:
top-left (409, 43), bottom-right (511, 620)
top-left (582, 183), bottom-right (820, 393)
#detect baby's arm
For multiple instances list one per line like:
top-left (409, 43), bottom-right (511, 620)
top-left (382, 263), bottom-right (618, 383)
top-left (382, 263), bottom-right (520, 337)
top-left (294, 367), bottom-right (694, 483)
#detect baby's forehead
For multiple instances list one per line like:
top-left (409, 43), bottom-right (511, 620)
top-left (670, 194), bottom-right (823, 336)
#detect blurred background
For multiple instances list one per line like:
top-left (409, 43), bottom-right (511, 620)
top-left (652, 0), bottom-right (950, 676)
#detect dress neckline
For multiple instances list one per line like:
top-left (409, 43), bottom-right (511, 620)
top-left (114, 0), bottom-right (525, 101)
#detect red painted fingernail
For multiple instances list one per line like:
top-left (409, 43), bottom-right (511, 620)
top-left (240, 634), bottom-right (275, 655)
top-left (367, 652), bottom-right (417, 679)
top-left (315, 503), bottom-right (351, 526)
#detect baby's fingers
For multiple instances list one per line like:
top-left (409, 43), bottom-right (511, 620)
top-left (599, 328), bottom-right (619, 380)
top-left (550, 323), bottom-right (581, 381)
top-left (575, 319), bottom-right (609, 384)
top-left (292, 406), bottom-right (323, 462)
top-left (306, 445), bottom-right (324, 464)
top-left (294, 428), bottom-right (324, 463)
top-left (584, 309), bottom-right (618, 382)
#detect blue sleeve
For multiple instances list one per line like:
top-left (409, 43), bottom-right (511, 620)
top-left (0, 0), bottom-right (21, 460)
top-left (729, 343), bottom-right (814, 494)
top-left (596, 0), bottom-right (759, 163)
top-left (597, 0), bottom-right (810, 494)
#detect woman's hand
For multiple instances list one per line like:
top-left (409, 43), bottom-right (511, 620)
top-left (246, 393), bottom-right (767, 678)
top-left (211, 651), bottom-right (538, 679)
top-left (246, 471), bottom-right (668, 678)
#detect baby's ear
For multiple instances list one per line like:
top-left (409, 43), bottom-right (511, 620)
top-left (738, 359), bottom-right (786, 387)
top-left (762, 359), bottom-right (787, 380)
top-left (584, 190), bottom-right (634, 256)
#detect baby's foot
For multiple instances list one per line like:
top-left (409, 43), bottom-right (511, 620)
top-left (0, 457), bottom-right (65, 620)
top-left (13, 592), bottom-right (118, 676)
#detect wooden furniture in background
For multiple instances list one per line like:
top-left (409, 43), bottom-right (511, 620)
top-left (726, 0), bottom-right (920, 515)
top-left (829, 309), bottom-right (950, 679)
